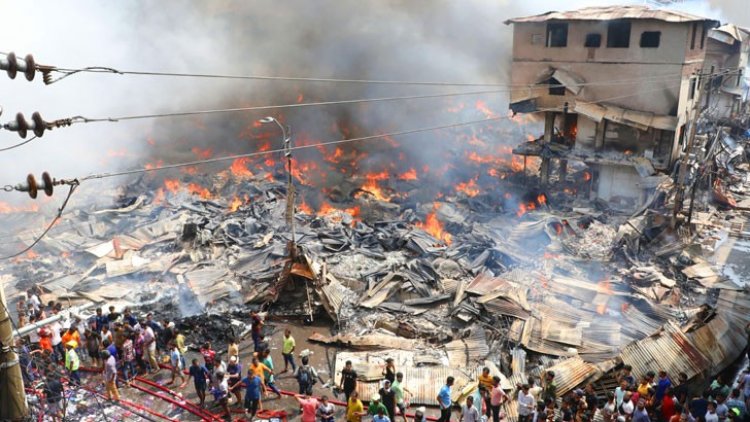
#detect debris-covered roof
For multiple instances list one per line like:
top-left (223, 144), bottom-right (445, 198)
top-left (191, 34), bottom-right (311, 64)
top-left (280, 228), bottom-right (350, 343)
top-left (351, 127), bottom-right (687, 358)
top-left (505, 5), bottom-right (716, 25)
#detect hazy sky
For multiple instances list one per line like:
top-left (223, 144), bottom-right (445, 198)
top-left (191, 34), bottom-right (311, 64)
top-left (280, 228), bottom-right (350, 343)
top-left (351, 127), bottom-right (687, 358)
top-left (0, 0), bottom-right (739, 209)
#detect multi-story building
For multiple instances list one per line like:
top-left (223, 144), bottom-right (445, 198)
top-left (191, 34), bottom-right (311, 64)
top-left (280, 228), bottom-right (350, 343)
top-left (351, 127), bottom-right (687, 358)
top-left (505, 5), bottom-right (725, 210)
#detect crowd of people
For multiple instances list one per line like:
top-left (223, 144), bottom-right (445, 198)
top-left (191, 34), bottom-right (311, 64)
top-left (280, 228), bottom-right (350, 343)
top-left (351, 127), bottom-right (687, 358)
top-left (12, 291), bottom-right (750, 422)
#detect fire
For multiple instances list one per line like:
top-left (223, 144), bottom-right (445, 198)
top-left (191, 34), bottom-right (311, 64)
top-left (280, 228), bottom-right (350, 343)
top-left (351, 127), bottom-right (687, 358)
top-left (582, 171), bottom-right (592, 182)
top-left (153, 188), bottom-right (165, 205)
top-left (316, 202), bottom-right (360, 220)
top-left (145, 160), bottom-right (164, 170)
top-left (324, 147), bottom-right (344, 164)
top-left (416, 203), bottom-right (452, 245)
top-left (537, 193), bottom-right (547, 206)
top-left (187, 183), bottom-right (212, 199)
top-left (359, 171), bottom-right (390, 201)
top-left (164, 179), bottom-right (180, 194)
top-left (228, 196), bottom-right (243, 212)
top-left (475, 100), bottom-right (497, 119)
top-left (398, 168), bottom-right (418, 181)
top-left (0, 201), bottom-right (40, 214)
top-left (291, 159), bottom-right (319, 185)
top-left (298, 201), bottom-right (313, 215)
top-left (230, 157), bottom-right (254, 178)
top-left (456, 178), bottom-right (480, 197)
top-left (191, 147), bottom-right (213, 159)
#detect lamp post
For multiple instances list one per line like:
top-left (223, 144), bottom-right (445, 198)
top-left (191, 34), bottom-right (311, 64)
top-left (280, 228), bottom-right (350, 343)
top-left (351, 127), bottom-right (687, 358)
top-left (259, 117), bottom-right (295, 246)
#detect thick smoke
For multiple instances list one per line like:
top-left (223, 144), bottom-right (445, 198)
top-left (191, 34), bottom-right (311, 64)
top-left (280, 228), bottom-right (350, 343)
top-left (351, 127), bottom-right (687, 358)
top-left (0, 0), bottom-right (734, 210)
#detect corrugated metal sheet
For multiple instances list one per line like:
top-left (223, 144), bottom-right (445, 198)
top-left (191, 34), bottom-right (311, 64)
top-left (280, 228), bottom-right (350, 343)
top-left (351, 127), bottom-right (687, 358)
top-left (445, 329), bottom-right (490, 367)
top-left (619, 321), bottom-right (709, 382)
top-left (505, 5), bottom-right (715, 24)
top-left (543, 357), bottom-right (599, 397)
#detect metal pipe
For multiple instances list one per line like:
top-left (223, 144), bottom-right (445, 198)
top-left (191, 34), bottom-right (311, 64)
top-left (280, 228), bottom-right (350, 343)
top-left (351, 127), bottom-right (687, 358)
top-left (13, 301), bottom-right (99, 337)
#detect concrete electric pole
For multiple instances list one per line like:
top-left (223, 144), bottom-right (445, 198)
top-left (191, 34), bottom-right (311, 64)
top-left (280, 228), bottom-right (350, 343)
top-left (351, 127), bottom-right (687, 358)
top-left (0, 280), bottom-right (30, 421)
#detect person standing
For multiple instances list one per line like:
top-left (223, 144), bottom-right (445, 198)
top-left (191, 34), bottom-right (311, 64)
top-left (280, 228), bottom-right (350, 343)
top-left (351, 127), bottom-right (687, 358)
top-left (368, 394), bottom-right (389, 417)
top-left (49, 320), bottom-right (64, 363)
top-left (602, 392), bottom-right (617, 422)
top-left (142, 322), bottom-right (159, 374)
top-left (461, 396), bottom-right (480, 422)
top-left (44, 373), bottom-right (64, 420)
top-left (437, 376), bottom-right (455, 422)
top-left (237, 370), bottom-right (262, 419)
top-left (479, 367), bottom-right (493, 420)
top-left (380, 380), bottom-right (397, 422)
top-left (347, 391), bottom-right (366, 422)
top-left (340, 360), bottom-right (358, 403)
top-left (373, 407), bottom-right (391, 422)
top-left (213, 372), bottom-right (232, 422)
top-left (64, 341), bottom-right (80, 385)
top-left (227, 338), bottom-right (239, 361)
top-left (260, 349), bottom-right (282, 399)
top-left (121, 334), bottom-right (136, 385)
top-left (85, 327), bottom-right (102, 368)
top-left (392, 372), bottom-right (412, 422)
top-left (250, 311), bottom-right (264, 352)
top-left (518, 384), bottom-right (535, 422)
top-left (384, 358), bottom-right (396, 384)
top-left (294, 356), bottom-right (322, 395)
top-left (102, 349), bottom-right (120, 401)
top-left (490, 376), bottom-right (509, 422)
top-left (281, 329), bottom-right (296, 373)
top-left (174, 329), bottom-right (187, 370)
top-left (296, 393), bottom-right (319, 422)
top-left (317, 395), bottom-right (335, 422)
top-left (185, 358), bottom-right (211, 408)
top-left (226, 356), bottom-right (244, 404)
top-left (169, 342), bottom-right (186, 386)
top-left (542, 371), bottom-right (557, 403)
top-left (200, 342), bottom-right (216, 373)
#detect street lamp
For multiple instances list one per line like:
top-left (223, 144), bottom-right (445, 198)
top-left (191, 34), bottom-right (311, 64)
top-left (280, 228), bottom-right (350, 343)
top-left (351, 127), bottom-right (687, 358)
top-left (259, 116), bottom-right (295, 245)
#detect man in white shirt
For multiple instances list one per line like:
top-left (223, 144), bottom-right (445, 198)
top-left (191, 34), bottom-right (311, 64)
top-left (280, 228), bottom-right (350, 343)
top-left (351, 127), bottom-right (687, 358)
top-left (143, 324), bottom-right (159, 373)
top-left (50, 321), bottom-right (63, 362)
top-left (518, 384), bottom-right (536, 422)
top-left (461, 396), bottom-right (480, 422)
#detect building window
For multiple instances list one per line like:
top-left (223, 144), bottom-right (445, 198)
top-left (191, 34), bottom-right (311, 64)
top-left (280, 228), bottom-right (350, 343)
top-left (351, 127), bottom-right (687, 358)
top-left (688, 77), bottom-right (696, 100)
top-left (690, 22), bottom-right (698, 49)
top-left (548, 78), bottom-right (566, 96)
top-left (607, 20), bottom-right (631, 48)
top-left (546, 23), bottom-right (568, 47)
top-left (584, 33), bottom-right (602, 47)
top-left (640, 31), bottom-right (661, 48)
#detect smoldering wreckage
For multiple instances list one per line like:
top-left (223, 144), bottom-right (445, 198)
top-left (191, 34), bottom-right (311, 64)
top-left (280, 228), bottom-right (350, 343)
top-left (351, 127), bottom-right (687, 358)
top-left (4, 7), bottom-right (750, 421)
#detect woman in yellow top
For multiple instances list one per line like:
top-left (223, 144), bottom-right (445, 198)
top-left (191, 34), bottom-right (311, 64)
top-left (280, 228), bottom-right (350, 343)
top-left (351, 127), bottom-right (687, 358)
top-left (227, 338), bottom-right (239, 359)
top-left (346, 391), bottom-right (367, 422)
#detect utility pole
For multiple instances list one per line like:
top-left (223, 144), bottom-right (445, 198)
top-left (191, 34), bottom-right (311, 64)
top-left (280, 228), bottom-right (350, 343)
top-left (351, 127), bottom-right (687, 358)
top-left (673, 71), bottom-right (707, 225)
top-left (0, 278), bottom-right (29, 421)
top-left (259, 117), bottom-right (295, 248)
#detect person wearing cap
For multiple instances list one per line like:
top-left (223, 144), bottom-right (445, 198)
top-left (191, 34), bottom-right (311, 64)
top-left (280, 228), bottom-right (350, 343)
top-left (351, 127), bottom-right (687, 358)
top-left (346, 390), bottom-right (366, 422)
top-left (64, 340), bottom-right (81, 384)
top-left (725, 389), bottom-right (746, 419)
top-left (413, 406), bottom-right (427, 422)
top-left (102, 349), bottom-right (120, 401)
top-left (369, 393), bottom-right (389, 418)
top-left (235, 369), bottom-right (262, 419)
top-left (437, 376), bottom-right (455, 422)
top-left (380, 379), bottom-right (397, 421)
top-left (518, 384), bottom-right (535, 422)
top-left (295, 392), bottom-right (319, 422)
top-left (226, 354), bottom-right (243, 404)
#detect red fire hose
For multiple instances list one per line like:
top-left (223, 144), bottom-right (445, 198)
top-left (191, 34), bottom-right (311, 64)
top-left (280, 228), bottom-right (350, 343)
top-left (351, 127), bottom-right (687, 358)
top-left (132, 375), bottom-right (223, 421)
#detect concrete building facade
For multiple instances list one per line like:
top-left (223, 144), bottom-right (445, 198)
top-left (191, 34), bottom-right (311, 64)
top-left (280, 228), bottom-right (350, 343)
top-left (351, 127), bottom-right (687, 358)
top-left (505, 6), bottom-right (728, 210)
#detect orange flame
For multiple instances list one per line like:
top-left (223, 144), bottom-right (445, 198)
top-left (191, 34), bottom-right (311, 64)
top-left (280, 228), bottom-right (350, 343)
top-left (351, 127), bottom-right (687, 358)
top-left (456, 178), bottom-right (480, 197)
top-left (0, 201), bottom-right (40, 214)
top-left (537, 193), bottom-right (547, 206)
top-left (298, 201), bottom-right (313, 215)
top-left (191, 147), bottom-right (213, 159)
top-left (398, 168), bottom-right (418, 181)
top-left (164, 179), bottom-right (180, 194)
top-left (582, 171), bottom-right (592, 182)
top-left (359, 171), bottom-right (390, 201)
top-left (416, 203), bottom-right (452, 245)
top-left (230, 158), bottom-right (254, 178)
top-left (187, 183), bottom-right (212, 199)
top-left (475, 100), bottom-right (497, 118)
top-left (228, 196), bottom-right (243, 212)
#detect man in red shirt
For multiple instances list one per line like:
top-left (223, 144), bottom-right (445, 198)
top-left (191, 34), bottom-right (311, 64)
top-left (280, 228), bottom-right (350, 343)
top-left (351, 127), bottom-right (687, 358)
top-left (662, 387), bottom-right (677, 421)
top-left (200, 342), bottom-right (216, 372)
